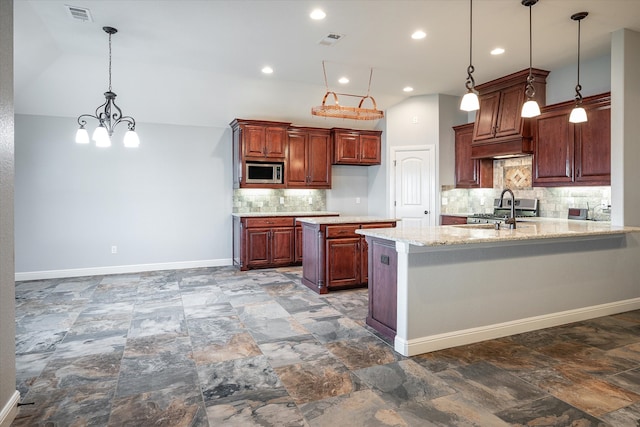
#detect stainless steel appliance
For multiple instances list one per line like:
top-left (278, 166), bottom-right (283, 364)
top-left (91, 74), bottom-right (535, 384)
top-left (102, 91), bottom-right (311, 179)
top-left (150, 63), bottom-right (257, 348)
top-left (245, 162), bottom-right (283, 184)
top-left (467, 198), bottom-right (538, 224)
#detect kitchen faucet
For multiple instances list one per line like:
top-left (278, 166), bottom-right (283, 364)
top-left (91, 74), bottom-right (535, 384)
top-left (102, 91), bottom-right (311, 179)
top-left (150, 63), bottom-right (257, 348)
top-left (499, 188), bottom-right (517, 229)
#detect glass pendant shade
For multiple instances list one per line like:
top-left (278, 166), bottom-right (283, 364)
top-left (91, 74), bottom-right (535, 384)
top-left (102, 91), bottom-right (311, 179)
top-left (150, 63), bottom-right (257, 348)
top-left (460, 92), bottom-right (480, 112)
top-left (123, 130), bottom-right (140, 148)
top-left (569, 106), bottom-right (587, 123)
top-left (92, 125), bottom-right (111, 147)
top-left (75, 127), bottom-right (89, 144)
top-left (521, 100), bottom-right (541, 118)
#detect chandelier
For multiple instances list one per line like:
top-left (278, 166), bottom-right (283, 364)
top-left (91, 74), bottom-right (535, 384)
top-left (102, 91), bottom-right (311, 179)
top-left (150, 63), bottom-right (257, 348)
top-left (311, 61), bottom-right (384, 120)
top-left (75, 26), bottom-right (139, 148)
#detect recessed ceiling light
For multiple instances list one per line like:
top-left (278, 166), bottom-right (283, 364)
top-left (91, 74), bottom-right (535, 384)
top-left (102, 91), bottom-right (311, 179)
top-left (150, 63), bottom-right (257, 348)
top-left (310, 9), bottom-right (326, 20)
top-left (261, 66), bottom-right (273, 74)
top-left (411, 30), bottom-right (426, 40)
top-left (338, 77), bottom-right (349, 84)
top-left (491, 47), bottom-right (505, 55)
top-left (403, 86), bottom-right (414, 92)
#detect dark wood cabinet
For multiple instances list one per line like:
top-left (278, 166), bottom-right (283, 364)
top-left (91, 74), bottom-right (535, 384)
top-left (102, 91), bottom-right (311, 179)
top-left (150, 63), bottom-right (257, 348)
top-left (234, 216), bottom-right (294, 270)
top-left (454, 123), bottom-right (493, 188)
top-left (231, 119), bottom-right (291, 188)
top-left (332, 129), bottom-right (382, 165)
top-left (533, 92), bottom-right (610, 187)
top-left (440, 215), bottom-right (468, 225)
top-left (366, 236), bottom-right (398, 340)
top-left (301, 220), bottom-right (396, 294)
top-left (287, 127), bottom-right (332, 189)
top-left (471, 68), bottom-right (549, 159)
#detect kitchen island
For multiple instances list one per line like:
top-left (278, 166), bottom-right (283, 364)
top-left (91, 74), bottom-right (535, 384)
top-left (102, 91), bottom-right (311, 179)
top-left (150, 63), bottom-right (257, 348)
top-left (357, 219), bottom-right (640, 357)
top-left (297, 216), bottom-right (397, 294)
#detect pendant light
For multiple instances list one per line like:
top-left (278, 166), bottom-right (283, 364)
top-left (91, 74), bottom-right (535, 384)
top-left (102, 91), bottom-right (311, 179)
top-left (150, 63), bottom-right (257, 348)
top-left (521, 0), bottom-right (540, 118)
top-left (569, 12), bottom-right (589, 123)
top-left (76, 26), bottom-right (139, 148)
top-left (460, 0), bottom-right (479, 112)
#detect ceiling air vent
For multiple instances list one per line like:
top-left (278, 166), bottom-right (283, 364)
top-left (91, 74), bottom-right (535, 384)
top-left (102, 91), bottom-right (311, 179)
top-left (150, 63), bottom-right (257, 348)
top-left (318, 33), bottom-right (345, 47)
top-left (65, 5), bottom-right (93, 22)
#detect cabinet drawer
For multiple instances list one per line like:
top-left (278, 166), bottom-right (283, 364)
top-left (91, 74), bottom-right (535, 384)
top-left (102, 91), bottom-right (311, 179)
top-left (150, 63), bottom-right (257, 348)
top-left (325, 225), bottom-right (359, 238)
top-left (244, 217), bottom-right (294, 228)
top-left (360, 222), bottom-right (395, 230)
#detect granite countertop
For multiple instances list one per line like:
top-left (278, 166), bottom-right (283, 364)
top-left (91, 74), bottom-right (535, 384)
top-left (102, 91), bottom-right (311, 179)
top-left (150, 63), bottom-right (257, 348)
top-left (296, 216), bottom-right (399, 225)
top-left (356, 217), bottom-right (640, 247)
top-left (232, 211), bottom-right (339, 218)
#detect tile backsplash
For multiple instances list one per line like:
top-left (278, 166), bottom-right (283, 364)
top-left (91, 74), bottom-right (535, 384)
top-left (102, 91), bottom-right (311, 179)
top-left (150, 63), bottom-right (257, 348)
top-left (441, 156), bottom-right (612, 221)
top-left (233, 189), bottom-right (327, 213)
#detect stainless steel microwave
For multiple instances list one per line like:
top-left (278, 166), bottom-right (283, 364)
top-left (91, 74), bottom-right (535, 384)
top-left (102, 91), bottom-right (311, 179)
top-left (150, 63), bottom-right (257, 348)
top-left (245, 162), bottom-right (283, 184)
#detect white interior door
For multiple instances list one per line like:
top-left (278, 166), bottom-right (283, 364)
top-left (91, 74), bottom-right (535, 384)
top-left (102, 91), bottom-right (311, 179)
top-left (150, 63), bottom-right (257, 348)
top-left (393, 147), bottom-right (436, 227)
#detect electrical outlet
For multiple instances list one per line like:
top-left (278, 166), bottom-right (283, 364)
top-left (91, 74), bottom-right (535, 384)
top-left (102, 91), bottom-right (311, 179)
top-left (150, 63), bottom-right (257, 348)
top-left (355, 197), bottom-right (361, 204)
top-left (308, 197), bottom-right (313, 205)
top-left (480, 197), bottom-right (485, 206)
top-left (111, 245), bottom-right (117, 254)
top-left (442, 197), bottom-right (448, 206)
top-left (601, 199), bottom-right (608, 207)
top-left (279, 197), bottom-right (285, 205)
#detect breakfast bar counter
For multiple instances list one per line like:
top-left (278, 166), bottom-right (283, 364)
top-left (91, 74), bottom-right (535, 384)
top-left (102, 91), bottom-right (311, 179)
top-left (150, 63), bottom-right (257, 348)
top-left (357, 219), bottom-right (640, 356)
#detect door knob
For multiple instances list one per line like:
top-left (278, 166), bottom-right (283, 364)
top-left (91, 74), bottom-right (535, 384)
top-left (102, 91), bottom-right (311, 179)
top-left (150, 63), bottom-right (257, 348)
top-left (424, 210), bottom-right (430, 214)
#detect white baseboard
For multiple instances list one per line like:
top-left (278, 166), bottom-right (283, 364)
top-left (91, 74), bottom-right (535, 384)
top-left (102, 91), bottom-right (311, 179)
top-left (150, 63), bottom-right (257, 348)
top-left (15, 258), bottom-right (233, 281)
top-left (395, 298), bottom-right (640, 357)
top-left (0, 391), bottom-right (20, 427)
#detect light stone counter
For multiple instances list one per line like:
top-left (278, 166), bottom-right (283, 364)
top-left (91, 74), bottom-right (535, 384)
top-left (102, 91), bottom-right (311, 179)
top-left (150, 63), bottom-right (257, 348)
top-left (356, 217), bottom-right (639, 247)
top-left (296, 216), bottom-right (398, 225)
top-left (232, 211), bottom-right (339, 218)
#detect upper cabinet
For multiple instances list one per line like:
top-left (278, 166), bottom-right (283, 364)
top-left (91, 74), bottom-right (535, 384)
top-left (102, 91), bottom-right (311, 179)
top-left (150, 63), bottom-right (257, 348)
top-left (332, 129), bottom-right (382, 165)
top-left (453, 123), bottom-right (493, 188)
top-left (287, 127), bottom-right (332, 189)
top-left (232, 119), bottom-right (289, 160)
top-left (471, 68), bottom-right (549, 159)
top-left (533, 92), bottom-right (611, 187)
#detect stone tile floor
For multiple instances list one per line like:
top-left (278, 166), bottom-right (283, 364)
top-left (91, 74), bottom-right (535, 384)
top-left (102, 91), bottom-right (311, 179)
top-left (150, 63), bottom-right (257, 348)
top-left (12, 266), bottom-right (640, 426)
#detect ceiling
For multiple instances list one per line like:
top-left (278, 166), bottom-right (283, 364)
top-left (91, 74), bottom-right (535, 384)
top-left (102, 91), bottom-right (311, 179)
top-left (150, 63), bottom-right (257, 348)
top-left (13, 0), bottom-right (640, 130)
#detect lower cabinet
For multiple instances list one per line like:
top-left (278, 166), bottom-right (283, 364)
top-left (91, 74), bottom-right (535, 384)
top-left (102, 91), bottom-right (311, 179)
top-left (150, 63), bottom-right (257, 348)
top-left (234, 216), bottom-right (294, 271)
top-left (365, 236), bottom-right (398, 340)
top-left (233, 214), bottom-right (339, 271)
top-left (301, 221), bottom-right (396, 294)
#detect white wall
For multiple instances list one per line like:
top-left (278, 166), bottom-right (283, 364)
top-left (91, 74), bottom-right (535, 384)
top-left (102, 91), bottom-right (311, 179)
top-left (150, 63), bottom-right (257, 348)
top-left (14, 115), bottom-right (232, 276)
top-left (546, 54), bottom-right (611, 105)
top-left (326, 165), bottom-right (369, 216)
top-left (0, 0), bottom-right (17, 421)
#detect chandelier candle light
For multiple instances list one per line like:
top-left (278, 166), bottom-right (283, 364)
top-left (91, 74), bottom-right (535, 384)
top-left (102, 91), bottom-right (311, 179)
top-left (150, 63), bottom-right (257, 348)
top-left (460, 0), bottom-right (479, 112)
top-left (521, 0), bottom-right (540, 118)
top-left (75, 26), bottom-right (139, 148)
top-left (569, 12), bottom-right (589, 123)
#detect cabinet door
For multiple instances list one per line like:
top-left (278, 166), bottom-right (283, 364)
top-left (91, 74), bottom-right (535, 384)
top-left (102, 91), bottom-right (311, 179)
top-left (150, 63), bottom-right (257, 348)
top-left (455, 123), bottom-right (484, 188)
top-left (473, 92), bottom-right (500, 141)
top-left (287, 131), bottom-right (308, 186)
top-left (495, 85), bottom-right (525, 138)
top-left (264, 126), bottom-right (286, 158)
top-left (294, 226), bottom-right (303, 262)
top-left (575, 106), bottom-right (611, 185)
top-left (359, 134), bottom-right (381, 165)
top-left (333, 132), bottom-right (359, 164)
top-left (243, 125), bottom-right (267, 157)
top-left (245, 228), bottom-right (271, 268)
top-left (307, 132), bottom-right (331, 188)
top-left (326, 238), bottom-right (360, 288)
top-left (270, 227), bottom-right (294, 265)
top-left (533, 110), bottom-right (574, 186)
